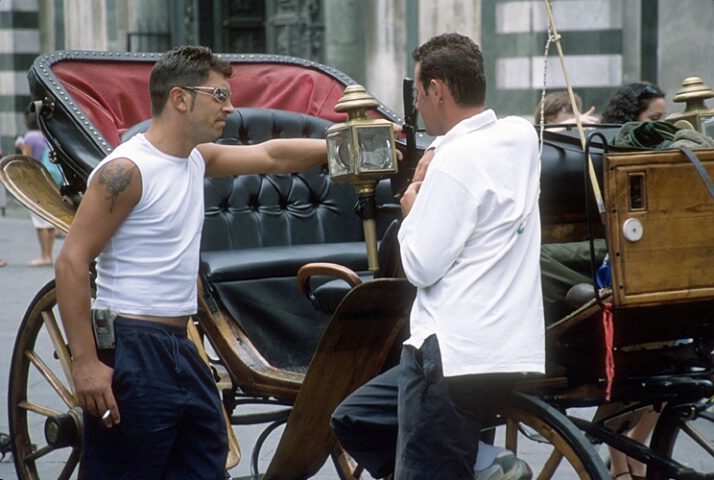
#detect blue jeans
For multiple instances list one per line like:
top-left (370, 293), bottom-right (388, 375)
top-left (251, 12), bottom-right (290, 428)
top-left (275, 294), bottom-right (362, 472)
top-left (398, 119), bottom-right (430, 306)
top-left (83, 317), bottom-right (228, 479)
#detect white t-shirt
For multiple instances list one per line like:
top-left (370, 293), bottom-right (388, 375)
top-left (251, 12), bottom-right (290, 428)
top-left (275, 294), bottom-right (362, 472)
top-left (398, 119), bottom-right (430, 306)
top-left (398, 109), bottom-right (545, 377)
top-left (89, 133), bottom-right (206, 316)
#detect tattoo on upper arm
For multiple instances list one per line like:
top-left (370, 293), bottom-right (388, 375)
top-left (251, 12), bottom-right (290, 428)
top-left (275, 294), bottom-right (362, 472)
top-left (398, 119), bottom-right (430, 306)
top-left (98, 163), bottom-right (136, 213)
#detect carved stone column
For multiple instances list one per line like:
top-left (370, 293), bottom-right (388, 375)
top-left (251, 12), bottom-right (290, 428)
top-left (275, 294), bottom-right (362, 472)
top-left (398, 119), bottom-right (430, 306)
top-left (64, 0), bottom-right (107, 50)
top-left (323, 0), bottom-right (365, 83)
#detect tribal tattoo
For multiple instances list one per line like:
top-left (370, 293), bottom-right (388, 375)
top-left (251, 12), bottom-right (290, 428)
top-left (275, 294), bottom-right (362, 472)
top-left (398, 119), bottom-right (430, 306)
top-left (98, 163), bottom-right (136, 214)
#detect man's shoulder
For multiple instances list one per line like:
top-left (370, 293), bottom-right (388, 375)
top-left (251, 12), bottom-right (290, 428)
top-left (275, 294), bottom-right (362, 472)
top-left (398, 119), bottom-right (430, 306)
top-left (496, 115), bottom-right (536, 131)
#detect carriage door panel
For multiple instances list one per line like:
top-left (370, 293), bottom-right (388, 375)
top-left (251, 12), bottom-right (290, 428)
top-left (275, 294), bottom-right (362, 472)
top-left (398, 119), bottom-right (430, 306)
top-left (605, 149), bottom-right (714, 306)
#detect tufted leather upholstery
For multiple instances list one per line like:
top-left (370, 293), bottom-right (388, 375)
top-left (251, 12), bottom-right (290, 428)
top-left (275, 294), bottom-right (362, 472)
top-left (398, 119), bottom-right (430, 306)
top-left (121, 109), bottom-right (390, 255)
top-left (123, 108), bottom-right (393, 370)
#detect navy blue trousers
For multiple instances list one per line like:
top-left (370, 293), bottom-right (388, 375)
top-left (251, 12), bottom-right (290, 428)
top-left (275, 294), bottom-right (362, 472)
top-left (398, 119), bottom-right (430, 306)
top-left (83, 317), bottom-right (228, 479)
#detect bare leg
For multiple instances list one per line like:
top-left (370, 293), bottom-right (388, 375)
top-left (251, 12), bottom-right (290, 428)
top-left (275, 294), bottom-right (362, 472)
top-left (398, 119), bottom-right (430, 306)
top-left (608, 408), bottom-right (660, 479)
top-left (28, 227), bottom-right (55, 265)
top-left (627, 409), bottom-right (660, 477)
top-left (609, 446), bottom-right (632, 479)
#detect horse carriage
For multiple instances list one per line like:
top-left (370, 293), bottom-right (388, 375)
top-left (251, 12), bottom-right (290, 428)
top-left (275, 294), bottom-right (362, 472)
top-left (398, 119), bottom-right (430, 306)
top-left (2, 48), bottom-right (714, 480)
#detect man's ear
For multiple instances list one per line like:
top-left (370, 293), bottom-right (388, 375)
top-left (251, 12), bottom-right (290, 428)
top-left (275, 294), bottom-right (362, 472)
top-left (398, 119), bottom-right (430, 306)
top-left (430, 78), bottom-right (446, 104)
top-left (169, 87), bottom-right (189, 112)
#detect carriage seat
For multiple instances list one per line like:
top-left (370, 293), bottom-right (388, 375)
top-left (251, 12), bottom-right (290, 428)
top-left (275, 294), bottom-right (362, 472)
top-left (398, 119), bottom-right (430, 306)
top-left (122, 108), bottom-right (393, 370)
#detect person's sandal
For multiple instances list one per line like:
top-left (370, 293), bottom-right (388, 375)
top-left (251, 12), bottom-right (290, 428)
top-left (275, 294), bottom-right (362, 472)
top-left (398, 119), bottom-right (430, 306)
top-left (612, 473), bottom-right (630, 480)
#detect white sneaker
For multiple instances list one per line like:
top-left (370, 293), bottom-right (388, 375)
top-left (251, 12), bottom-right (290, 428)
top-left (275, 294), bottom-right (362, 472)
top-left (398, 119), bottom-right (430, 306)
top-left (474, 451), bottom-right (533, 480)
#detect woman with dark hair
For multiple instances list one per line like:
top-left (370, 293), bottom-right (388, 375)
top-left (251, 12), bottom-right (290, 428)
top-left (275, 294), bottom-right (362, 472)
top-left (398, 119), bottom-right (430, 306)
top-left (601, 82), bottom-right (666, 124)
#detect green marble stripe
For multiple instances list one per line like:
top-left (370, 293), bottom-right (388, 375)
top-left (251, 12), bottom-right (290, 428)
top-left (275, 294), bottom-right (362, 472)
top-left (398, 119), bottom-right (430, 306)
top-left (0, 53), bottom-right (37, 72)
top-left (0, 95), bottom-right (33, 113)
top-left (0, 11), bottom-right (39, 30)
top-left (487, 30), bottom-right (623, 58)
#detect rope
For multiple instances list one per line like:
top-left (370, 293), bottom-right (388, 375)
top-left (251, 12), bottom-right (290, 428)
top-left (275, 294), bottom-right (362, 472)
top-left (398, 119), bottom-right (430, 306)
top-left (537, 20), bottom-right (559, 157)
top-left (541, 0), bottom-right (606, 221)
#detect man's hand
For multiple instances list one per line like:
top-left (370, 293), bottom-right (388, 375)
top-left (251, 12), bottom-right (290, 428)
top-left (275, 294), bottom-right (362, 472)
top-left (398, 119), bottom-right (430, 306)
top-left (72, 357), bottom-right (120, 427)
top-left (400, 180), bottom-right (422, 217)
top-left (413, 147), bottom-right (435, 182)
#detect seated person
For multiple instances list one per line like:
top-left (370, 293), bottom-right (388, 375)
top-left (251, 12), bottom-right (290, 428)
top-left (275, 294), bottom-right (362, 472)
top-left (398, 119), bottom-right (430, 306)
top-left (534, 91), bottom-right (599, 129)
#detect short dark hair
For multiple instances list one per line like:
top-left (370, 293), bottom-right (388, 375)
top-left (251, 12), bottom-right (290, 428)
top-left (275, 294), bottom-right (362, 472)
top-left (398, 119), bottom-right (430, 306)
top-left (601, 82), bottom-right (665, 124)
top-left (149, 45), bottom-right (233, 116)
top-left (412, 33), bottom-right (486, 107)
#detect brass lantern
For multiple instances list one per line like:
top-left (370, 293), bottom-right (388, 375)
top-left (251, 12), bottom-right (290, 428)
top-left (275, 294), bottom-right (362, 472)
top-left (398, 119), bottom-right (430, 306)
top-left (326, 85), bottom-right (398, 271)
top-left (666, 76), bottom-right (714, 137)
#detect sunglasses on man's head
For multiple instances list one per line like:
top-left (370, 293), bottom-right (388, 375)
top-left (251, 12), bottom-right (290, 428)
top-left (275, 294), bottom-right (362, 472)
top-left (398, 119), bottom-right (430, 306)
top-left (182, 86), bottom-right (232, 103)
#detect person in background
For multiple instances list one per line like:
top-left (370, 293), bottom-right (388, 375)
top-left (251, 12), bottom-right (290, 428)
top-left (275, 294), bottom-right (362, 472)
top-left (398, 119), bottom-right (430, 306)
top-left (15, 106), bottom-right (55, 267)
top-left (601, 82), bottom-right (666, 124)
top-left (534, 90), bottom-right (599, 127)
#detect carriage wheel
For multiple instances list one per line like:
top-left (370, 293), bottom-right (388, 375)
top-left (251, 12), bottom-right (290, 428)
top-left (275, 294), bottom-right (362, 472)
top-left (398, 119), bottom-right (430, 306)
top-left (8, 279), bottom-right (82, 479)
top-left (648, 399), bottom-right (714, 480)
top-left (330, 391), bottom-right (610, 480)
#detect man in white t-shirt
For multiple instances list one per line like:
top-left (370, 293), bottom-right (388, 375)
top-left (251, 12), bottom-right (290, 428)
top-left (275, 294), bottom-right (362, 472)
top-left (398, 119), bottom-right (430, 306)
top-left (332, 33), bottom-right (544, 480)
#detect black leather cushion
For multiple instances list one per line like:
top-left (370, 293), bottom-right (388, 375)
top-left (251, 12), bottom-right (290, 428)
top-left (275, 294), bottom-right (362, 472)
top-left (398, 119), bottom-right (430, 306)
top-left (308, 219), bottom-right (402, 313)
top-left (201, 243), bottom-right (369, 283)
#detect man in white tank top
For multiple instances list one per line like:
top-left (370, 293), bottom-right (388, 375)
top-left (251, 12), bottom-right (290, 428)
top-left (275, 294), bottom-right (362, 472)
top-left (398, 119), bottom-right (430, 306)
top-left (55, 46), bottom-right (329, 479)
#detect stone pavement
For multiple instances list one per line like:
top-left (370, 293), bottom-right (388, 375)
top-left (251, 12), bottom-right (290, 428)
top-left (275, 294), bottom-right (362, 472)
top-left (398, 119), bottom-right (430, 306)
top-left (0, 198), bottom-right (61, 479)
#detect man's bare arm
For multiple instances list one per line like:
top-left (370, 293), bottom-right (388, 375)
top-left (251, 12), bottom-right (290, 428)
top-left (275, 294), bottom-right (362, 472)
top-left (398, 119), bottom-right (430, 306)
top-left (55, 158), bottom-right (140, 424)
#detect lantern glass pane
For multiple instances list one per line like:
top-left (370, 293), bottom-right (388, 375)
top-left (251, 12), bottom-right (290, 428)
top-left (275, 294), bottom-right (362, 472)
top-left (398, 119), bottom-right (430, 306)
top-left (356, 125), bottom-right (394, 172)
top-left (326, 128), bottom-right (355, 176)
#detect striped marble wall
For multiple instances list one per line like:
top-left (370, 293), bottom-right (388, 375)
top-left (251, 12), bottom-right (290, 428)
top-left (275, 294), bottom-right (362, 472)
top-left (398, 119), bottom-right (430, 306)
top-left (0, 0), bottom-right (41, 155)
top-left (482, 0), bottom-right (642, 119)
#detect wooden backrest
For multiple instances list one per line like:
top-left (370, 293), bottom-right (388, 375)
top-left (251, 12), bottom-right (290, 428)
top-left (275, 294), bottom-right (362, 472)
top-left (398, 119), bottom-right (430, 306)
top-left (263, 278), bottom-right (415, 479)
top-left (604, 148), bottom-right (714, 306)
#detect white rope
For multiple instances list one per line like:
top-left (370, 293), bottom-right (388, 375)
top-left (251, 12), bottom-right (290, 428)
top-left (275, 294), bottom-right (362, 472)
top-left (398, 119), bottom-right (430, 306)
top-left (538, 18), bottom-right (561, 157)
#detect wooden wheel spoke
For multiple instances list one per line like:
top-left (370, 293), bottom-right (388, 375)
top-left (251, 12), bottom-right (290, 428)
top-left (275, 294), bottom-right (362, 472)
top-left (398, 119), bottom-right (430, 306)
top-left (41, 309), bottom-right (75, 395)
top-left (536, 448), bottom-right (564, 480)
top-left (18, 400), bottom-right (62, 417)
top-left (26, 349), bottom-right (75, 407)
top-left (25, 444), bottom-right (55, 462)
top-left (681, 421), bottom-right (714, 457)
top-left (58, 447), bottom-right (81, 480)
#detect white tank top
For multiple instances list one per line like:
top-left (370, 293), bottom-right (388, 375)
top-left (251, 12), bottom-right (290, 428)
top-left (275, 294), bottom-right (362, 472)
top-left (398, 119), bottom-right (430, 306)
top-left (88, 133), bottom-right (206, 316)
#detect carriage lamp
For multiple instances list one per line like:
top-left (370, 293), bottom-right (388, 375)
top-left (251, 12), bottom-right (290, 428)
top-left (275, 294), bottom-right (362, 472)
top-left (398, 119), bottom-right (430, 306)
top-left (666, 76), bottom-right (714, 137)
top-left (326, 85), bottom-right (398, 272)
